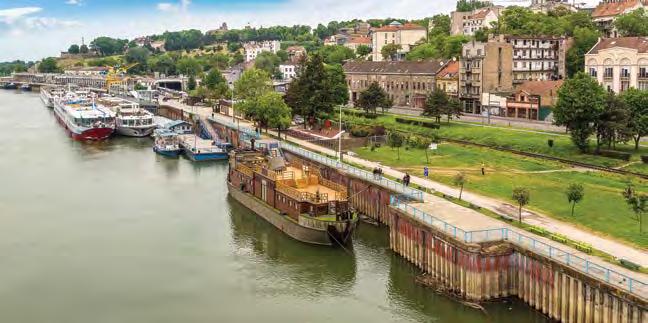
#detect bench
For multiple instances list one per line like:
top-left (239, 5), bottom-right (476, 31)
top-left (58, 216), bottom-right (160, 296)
top-left (619, 259), bottom-right (641, 271)
top-left (574, 242), bottom-right (593, 254)
top-left (529, 226), bottom-right (548, 236)
top-left (550, 234), bottom-right (568, 244)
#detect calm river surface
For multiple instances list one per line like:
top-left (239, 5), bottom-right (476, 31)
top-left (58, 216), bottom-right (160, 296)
top-left (0, 91), bottom-right (549, 323)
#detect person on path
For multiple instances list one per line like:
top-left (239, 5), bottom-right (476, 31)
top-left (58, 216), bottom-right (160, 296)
top-left (481, 162), bottom-right (486, 176)
top-left (403, 173), bottom-right (410, 187)
top-left (424, 166), bottom-right (429, 178)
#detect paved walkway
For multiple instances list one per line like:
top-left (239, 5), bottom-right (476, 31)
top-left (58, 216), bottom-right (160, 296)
top-left (162, 100), bottom-right (648, 269)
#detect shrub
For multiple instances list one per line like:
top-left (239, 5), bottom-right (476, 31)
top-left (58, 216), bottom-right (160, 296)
top-left (350, 125), bottom-right (371, 137)
top-left (548, 139), bottom-right (554, 148)
top-left (597, 150), bottom-right (631, 161)
top-left (394, 117), bottom-right (439, 129)
top-left (642, 155), bottom-right (648, 164)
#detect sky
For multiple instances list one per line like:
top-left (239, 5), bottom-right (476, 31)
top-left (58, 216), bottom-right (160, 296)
top-left (0, 0), bottom-right (600, 62)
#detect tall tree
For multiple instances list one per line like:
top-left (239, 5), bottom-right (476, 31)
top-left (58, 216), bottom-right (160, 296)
top-left (565, 183), bottom-right (585, 217)
top-left (234, 68), bottom-right (273, 101)
top-left (623, 184), bottom-right (647, 233)
top-left (596, 92), bottom-right (629, 151)
top-left (512, 186), bottom-right (530, 223)
top-left (80, 44), bottom-right (89, 54)
top-left (423, 88), bottom-right (448, 123)
top-left (90, 37), bottom-right (128, 56)
top-left (176, 57), bottom-right (202, 76)
top-left (254, 51), bottom-right (282, 78)
top-left (356, 45), bottom-right (371, 58)
top-left (387, 131), bottom-right (405, 160)
top-left (446, 97), bottom-right (463, 123)
top-left (187, 76), bottom-right (197, 91)
top-left (381, 44), bottom-right (402, 61)
top-left (68, 44), bottom-right (80, 54)
top-left (202, 69), bottom-right (229, 101)
top-left (566, 27), bottom-right (600, 77)
top-left (453, 172), bottom-right (466, 200)
top-left (614, 8), bottom-right (648, 37)
top-left (554, 72), bottom-right (607, 152)
top-left (356, 82), bottom-right (390, 115)
top-left (124, 47), bottom-right (150, 74)
top-left (37, 57), bottom-right (60, 73)
top-left (456, 0), bottom-right (492, 11)
top-left (619, 88), bottom-right (648, 150)
top-left (318, 45), bottom-right (355, 65)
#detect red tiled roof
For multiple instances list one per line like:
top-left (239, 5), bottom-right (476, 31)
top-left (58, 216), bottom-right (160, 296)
top-left (437, 60), bottom-right (459, 78)
top-left (468, 8), bottom-right (492, 19)
top-left (592, 0), bottom-right (646, 18)
top-left (373, 23), bottom-right (426, 32)
top-left (348, 36), bottom-right (371, 44)
top-left (516, 80), bottom-right (564, 96)
top-left (588, 37), bottom-right (648, 54)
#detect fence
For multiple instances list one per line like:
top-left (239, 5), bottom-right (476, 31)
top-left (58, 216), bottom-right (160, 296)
top-left (389, 195), bottom-right (647, 299)
top-left (280, 142), bottom-right (424, 201)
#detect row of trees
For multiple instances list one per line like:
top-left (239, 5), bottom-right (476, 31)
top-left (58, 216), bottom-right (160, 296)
top-left (0, 60), bottom-right (31, 76)
top-left (67, 44), bottom-right (90, 54)
top-left (554, 72), bottom-right (648, 152)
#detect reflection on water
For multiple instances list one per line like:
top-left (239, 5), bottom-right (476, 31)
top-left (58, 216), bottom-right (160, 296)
top-left (0, 91), bottom-right (549, 323)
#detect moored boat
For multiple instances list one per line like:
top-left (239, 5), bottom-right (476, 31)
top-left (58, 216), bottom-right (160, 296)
top-left (53, 92), bottom-right (115, 141)
top-left (40, 87), bottom-right (63, 108)
top-left (99, 98), bottom-right (156, 137)
top-left (179, 134), bottom-right (229, 161)
top-left (153, 129), bottom-right (182, 157)
top-left (227, 144), bottom-right (358, 246)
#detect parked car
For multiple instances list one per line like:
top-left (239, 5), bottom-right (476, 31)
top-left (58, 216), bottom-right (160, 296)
top-left (292, 115), bottom-right (305, 125)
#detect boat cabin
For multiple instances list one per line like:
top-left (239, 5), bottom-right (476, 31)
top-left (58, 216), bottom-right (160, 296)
top-left (165, 120), bottom-right (193, 134)
top-left (229, 149), bottom-right (350, 220)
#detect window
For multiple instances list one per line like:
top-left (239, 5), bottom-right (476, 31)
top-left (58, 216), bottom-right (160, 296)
top-left (477, 49), bottom-right (482, 56)
top-left (640, 67), bottom-right (648, 78)
top-left (621, 68), bottom-right (630, 78)
top-left (604, 67), bottom-right (613, 78)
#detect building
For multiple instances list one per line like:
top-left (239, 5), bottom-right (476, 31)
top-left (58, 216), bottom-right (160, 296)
top-left (279, 63), bottom-right (298, 81)
top-left (592, 0), bottom-right (648, 37)
top-left (436, 60), bottom-right (460, 98)
top-left (63, 66), bottom-right (110, 76)
top-left (370, 22), bottom-right (427, 61)
top-left (503, 35), bottom-right (570, 84)
top-left (505, 80), bottom-right (563, 121)
top-left (459, 40), bottom-right (514, 114)
top-left (450, 6), bottom-right (504, 36)
top-left (223, 65), bottom-right (244, 88)
top-left (345, 36), bottom-right (371, 53)
top-left (529, 0), bottom-right (577, 13)
top-left (585, 36), bottom-right (648, 92)
top-left (285, 46), bottom-right (306, 63)
top-left (207, 22), bottom-right (229, 35)
top-left (343, 60), bottom-right (446, 109)
top-left (243, 40), bottom-right (281, 62)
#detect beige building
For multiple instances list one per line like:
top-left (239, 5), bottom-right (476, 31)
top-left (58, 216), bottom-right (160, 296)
top-left (585, 37), bottom-right (648, 92)
top-left (450, 6), bottom-right (503, 36)
top-left (459, 40), bottom-right (514, 114)
top-left (503, 35), bottom-right (570, 84)
top-left (505, 80), bottom-right (563, 121)
top-left (343, 60), bottom-right (446, 109)
top-left (436, 60), bottom-right (459, 98)
top-left (370, 22), bottom-right (427, 61)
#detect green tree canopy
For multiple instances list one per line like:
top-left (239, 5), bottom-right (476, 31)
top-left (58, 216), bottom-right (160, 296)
top-left (68, 44), bottom-right (80, 54)
top-left (38, 57), bottom-right (60, 73)
top-left (148, 54), bottom-right (177, 76)
top-left (124, 47), bottom-right (150, 73)
top-left (355, 45), bottom-right (372, 58)
top-left (356, 82), bottom-right (391, 115)
top-left (254, 51), bottom-right (282, 78)
top-left (566, 183), bottom-right (585, 216)
top-left (318, 45), bottom-right (356, 65)
top-left (554, 72), bottom-right (607, 152)
top-left (619, 88), bottom-right (648, 150)
top-left (423, 88), bottom-right (449, 123)
top-left (381, 43), bottom-right (402, 61)
top-left (163, 29), bottom-right (204, 51)
top-left (234, 68), bottom-right (273, 101)
top-left (80, 44), bottom-right (89, 54)
top-left (566, 27), bottom-right (601, 77)
top-left (512, 186), bottom-right (530, 222)
top-left (456, 0), bottom-right (492, 11)
top-left (614, 8), bottom-right (648, 37)
top-left (90, 37), bottom-right (128, 56)
top-left (176, 57), bottom-right (202, 76)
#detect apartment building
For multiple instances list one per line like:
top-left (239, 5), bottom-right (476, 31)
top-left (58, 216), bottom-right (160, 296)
top-left (436, 60), bottom-right (460, 98)
top-left (370, 22), bottom-right (427, 61)
top-left (459, 40), bottom-right (514, 114)
top-left (450, 6), bottom-right (504, 36)
top-left (243, 40), bottom-right (281, 62)
top-left (585, 37), bottom-right (648, 92)
top-left (504, 35), bottom-right (570, 84)
top-left (505, 80), bottom-right (563, 121)
top-left (343, 60), bottom-right (446, 109)
top-left (592, 0), bottom-right (648, 37)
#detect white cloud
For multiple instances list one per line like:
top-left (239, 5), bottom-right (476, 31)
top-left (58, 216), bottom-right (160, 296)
top-left (157, 0), bottom-right (191, 13)
top-left (157, 3), bottom-right (177, 12)
top-left (65, 0), bottom-right (83, 6)
top-left (0, 7), bottom-right (43, 24)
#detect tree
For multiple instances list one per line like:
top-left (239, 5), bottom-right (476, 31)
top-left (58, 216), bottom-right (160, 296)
top-left (596, 92), bottom-right (629, 151)
top-left (149, 54), bottom-right (177, 76)
top-left (456, 0), bottom-right (492, 11)
top-left (453, 172), bottom-right (466, 200)
top-left (387, 131), bottom-right (404, 160)
top-left (90, 37), bottom-right (128, 56)
top-left (318, 45), bottom-right (355, 65)
top-left (285, 54), bottom-right (348, 124)
top-left (38, 57), bottom-right (60, 73)
top-left (234, 68), bottom-right (273, 101)
top-left (381, 43), bottom-right (402, 61)
top-left (512, 186), bottom-right (530, 223)
top-left (187, 76), bottom-right (197, 91)
top-left (254, 51), bottom-right (282, 78)
top-left (429, 14), bottom-right (451, 38)
top-left (614, 8), bottom-right (648, 37)
top-left (566, 27), bottom-right (600, 77)
top-left (260, 92), bottom-right (292, 131)
top-left (80, 44), bottom-right (89, 54)
top-left (423, 88), bottom-right (448, 123)
top-left (554, 72), bottom-right (606, 152)
top-left (202, 69), bottom-right (229, 102)
top-left (356, 45), bottom-right (371, 58)
top-left (176, 57), bottom-right (202, 76)
top-left (565, 183), bottom-right (585, 217)
top-left (623, 184), bottom-right (647, 233)
top-left (446, 97), bottom-right (462, 123)
top-left (68, 44), bottom-right (80, 54)
top-left (124, 47), bottom-right (150, 73)
top-left (356, 82), bottom-right (390, 115)
top-left (163, 29), bottom-right (204, 51)
top-left (619, 88), bottom-right (648, 150)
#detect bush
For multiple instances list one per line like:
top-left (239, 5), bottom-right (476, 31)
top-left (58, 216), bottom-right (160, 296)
top-left (597, 150), bottom-right (631, 161)
top-left (395, 117), bottom-right (440, 129)
top-left (548, 139), bottom-right (554, 148)
top-left (350, 125), bottom-right (371, 137)
top-left (642, 155), bottom-right (648, 164)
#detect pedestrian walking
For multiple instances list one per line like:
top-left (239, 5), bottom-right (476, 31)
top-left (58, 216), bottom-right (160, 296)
top-left (481, 162), bottom-right (486, 176)
top-left (423, 166), bottom-right (429, 178)
top-left (403, 173), bottom-right (410, 187)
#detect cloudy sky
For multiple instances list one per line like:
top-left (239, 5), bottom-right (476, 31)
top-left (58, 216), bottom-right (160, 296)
top-left (0, 0), bottom-right (600, 62)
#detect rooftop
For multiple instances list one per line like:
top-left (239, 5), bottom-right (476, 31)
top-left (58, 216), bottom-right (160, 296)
top-left (343, 60), bottom-right (447, 75)
top-left (515, 80), bottom-right (564, 96)
top-left (437, 60), bottom-right (460, 78)
top-left (587, 37), bottom-right (648, 54)
top-left (372, 22), bottom-right (426, 32)
top-left (592, 0), bottom-right (647, 18)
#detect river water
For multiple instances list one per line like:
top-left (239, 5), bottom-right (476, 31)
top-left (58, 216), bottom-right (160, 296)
top-left (0, 90), bottom-right (549, 323)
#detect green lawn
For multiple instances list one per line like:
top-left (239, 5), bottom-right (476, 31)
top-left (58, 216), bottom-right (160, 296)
top-left (342, 111), bottom-right (648, 174)
top-left (353, 144), bottom-right (648, 248)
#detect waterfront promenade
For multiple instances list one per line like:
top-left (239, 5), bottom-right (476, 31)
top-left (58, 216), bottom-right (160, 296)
top-left (162, 99), bottom-right (648, 295)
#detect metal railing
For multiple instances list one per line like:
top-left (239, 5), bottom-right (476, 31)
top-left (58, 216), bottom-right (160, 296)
top-left (280, 142), bottom-right (424, 201)
top-left (389, 195), bottom-right (647, 299)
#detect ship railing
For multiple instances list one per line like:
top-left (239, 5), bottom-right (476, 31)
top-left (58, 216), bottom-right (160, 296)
top-left (320, 178), bottom-right (348, 195)
top-left (236, 164), bottom-right (254, 178)
top-left (389, 195), bottom-right (648, 299)
top-left (277, 182), bottom-right (329, 204)
top-left (279, 142), bottom-right (424, 201)
top-left (298, 214), bottom-right (353, 231)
